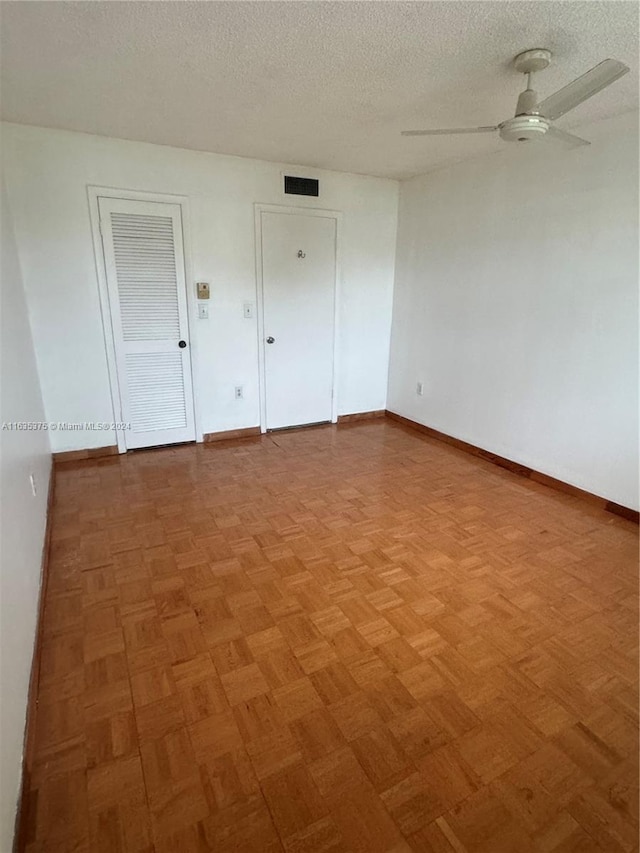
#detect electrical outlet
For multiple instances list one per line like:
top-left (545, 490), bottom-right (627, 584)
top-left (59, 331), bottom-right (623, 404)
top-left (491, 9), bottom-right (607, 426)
top-left (235, 386), bottom-right (243, 400)
top-left (416, 382), bottom-right (424, 396)
top-left (29, 473), bottom-right (37, 497)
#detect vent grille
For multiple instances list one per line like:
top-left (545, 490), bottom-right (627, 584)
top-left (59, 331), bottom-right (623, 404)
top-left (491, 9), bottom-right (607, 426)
top-left (284, 175), bottom-right (319, 197)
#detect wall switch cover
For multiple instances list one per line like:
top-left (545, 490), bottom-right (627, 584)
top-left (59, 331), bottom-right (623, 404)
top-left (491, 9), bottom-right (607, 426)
top-left (198, 304), bottom-right (209, 319)
top-left (243, 302), bottom-right (254, 319)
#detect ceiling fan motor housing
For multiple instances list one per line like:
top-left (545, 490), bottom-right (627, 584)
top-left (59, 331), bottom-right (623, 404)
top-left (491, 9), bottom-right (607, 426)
top-left (500, 115), bottom-right (550, 142)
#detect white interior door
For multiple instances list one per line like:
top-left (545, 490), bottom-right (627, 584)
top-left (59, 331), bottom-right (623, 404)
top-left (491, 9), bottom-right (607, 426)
top-left (98, 197), bottom-right (196, 450)
top-left (261, 210), bottom-right (337, 430)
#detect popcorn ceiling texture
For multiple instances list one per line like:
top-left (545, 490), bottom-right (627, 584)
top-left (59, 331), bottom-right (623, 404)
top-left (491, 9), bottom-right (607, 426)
top-left (1, 1), bottom-right (638, 178)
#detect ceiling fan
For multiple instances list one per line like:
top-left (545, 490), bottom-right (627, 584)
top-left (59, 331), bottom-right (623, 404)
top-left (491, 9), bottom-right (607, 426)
top-left (402, 49), bottom-right (630, 147)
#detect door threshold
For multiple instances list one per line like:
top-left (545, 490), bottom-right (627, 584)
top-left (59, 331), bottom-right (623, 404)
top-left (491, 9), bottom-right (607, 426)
top-left (267, 421), bottom-right (332, 433)
top-left (126, 440), bottom-right (197, 454)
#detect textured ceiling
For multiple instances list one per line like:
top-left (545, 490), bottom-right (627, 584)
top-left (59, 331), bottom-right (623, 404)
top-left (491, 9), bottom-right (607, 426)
top-left (1, 1), bottom-right (638, 179)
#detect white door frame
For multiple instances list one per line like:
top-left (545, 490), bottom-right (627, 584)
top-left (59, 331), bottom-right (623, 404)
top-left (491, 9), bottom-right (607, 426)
top-left (87, 185), bottom-right (201, 452)
top-left (254, 203), bottom-right (342, 434)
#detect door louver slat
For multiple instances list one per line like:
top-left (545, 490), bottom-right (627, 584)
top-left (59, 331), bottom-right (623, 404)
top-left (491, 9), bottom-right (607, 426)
top-left (110, 212), bottom-right (181, 342)
top-left (125, 353), bottom-right (187, 432)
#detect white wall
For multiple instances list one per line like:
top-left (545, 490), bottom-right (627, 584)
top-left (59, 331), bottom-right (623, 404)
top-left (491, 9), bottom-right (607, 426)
top-left (0, 184), bottom-right (51, 850)
top-left (1, 123), bottom-right (398, 452)
top-left (388, 111), bottom-right (639, 510)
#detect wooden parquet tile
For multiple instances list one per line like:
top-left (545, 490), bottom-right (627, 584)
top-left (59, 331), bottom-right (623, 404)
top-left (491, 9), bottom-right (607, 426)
top-left (21, 420), bottom-right (638, 852)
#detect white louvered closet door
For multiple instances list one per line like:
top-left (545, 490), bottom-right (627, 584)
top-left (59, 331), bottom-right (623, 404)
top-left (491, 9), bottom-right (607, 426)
top-left (98, 197), bottom-right (196, 449)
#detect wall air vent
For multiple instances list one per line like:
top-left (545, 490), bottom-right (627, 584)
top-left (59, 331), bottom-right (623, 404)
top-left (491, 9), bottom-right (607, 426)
top-left (284, 175), bottom-right (319, 197)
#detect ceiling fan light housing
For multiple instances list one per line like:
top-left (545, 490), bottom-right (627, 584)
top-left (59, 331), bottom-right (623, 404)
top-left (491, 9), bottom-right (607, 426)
top-left (500, 115), bottom-right (550, 142)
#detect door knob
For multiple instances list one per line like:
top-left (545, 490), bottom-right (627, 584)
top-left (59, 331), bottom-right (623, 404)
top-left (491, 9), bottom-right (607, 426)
top-left (178, 340), bottom-right (187, 348)
top-left (266, 336), bottom-right (275, 344)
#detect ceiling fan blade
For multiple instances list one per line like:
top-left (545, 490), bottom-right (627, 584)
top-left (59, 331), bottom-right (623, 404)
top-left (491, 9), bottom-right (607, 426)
top-left (535, 59), bottom-right (629, 120)
top-left (401, 126), bottom-right (498, 136)
top-left (545, 126), bottom-right (590, 147)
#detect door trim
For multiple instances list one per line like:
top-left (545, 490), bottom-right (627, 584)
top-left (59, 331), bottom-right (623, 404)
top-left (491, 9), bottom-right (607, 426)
top-left (87, 186), bottom-right (201, 452)
top-left (254, 203), bottom-right (342, 434)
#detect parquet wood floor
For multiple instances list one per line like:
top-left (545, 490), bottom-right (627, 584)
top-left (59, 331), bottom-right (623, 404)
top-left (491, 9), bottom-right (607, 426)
top-left (22, 420), bottom-right (638, 852)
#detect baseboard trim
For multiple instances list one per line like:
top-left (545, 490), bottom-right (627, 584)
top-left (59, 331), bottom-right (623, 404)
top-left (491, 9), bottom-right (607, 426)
top-left (53, 444), bottom-right (118, 464)
top-left (14, 459), bottom-right (56, 852)
top-left (385, 410), bottom-right (639, 524)
top-left (337, 410), bottom-right (386, 424)
top-left (203, 426), bottom-right (261, 443)
top-left (604, 501), bottom-right (640, 524)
